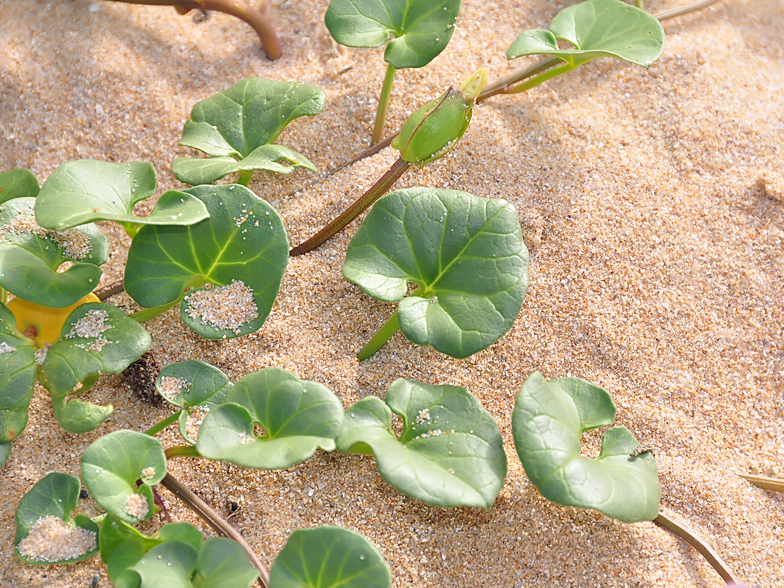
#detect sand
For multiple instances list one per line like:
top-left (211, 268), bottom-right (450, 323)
top-left (1, 0), bottom-right (782, 586)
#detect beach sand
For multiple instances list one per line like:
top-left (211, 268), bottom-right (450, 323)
top-left (0, 0), bottom-right (782, 586)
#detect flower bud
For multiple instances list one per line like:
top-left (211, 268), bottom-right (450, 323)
top-left (392, 68), bottom-right (487, 168)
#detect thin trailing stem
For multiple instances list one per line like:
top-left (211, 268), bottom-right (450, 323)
top-left (357, 310), bottom-right (400, 361)
top-left (654, 509), bottom-right (738, 584)
top-left (165, 445), bottom-right (201, 459)
top-left (106, 0), bottom-right (282, 60)
top-left (372, 63), bottom-right (397, 145)
top-left (145, 410), bottom-right (182, 436)
top-left (290, 157), bottom-right (410, 256)
top-left (738, 473), bottom-right (784, 492)
top-left (503, 62), bottom-right (578, 95)
top-left (96, 282), bottom-right (125, 301)
top-left (161, 473), bottom-right (270, 588)
top-left (655, 0), bottom-right (725, 21)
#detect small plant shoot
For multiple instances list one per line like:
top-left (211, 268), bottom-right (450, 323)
top-left (325, 0), bottom-right (463, 142)
top-left (337, 379), bottom-right (507, 508)
top-left (124, 184), bottom-right (289, 339)
top-left (269, 526), bottom-right (391, 588)
top-left (36, 160), bottom-right (210, 237)
top-left (172, 77), bottom-right (325, 186)
top-left (512, 372), bottom-right (661, 523)
top-left (14, 473), bottom-right (99, 565)
top-left (343, 187), bottom-right (529, 359)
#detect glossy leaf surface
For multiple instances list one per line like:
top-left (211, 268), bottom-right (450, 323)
top-left (0, 303), bottom-right (37, 443)
top-left (81, 430), bottom-right (166, 524)
top-left (125, 184), bottom-right (289, 339)
top-left (0, 168), bottom-right (39, 204)
top-left (507, 0), bottom-right (664, 67)
top-left (172, 77), bottom-right (324, 185)
top-left (343, 188), bottom-right (529, 358)
top-left (36, 160), bottom-right (209, 230)
top-left (197, 368), bottom-right (343, 468)
top-left (0, 197), bottom-right (107, 307)
top-left (269, 526), bottom-right (390, 588)
top-left (14, 472), bottom-right (99, 565)
top-left (512, 372), bottom-right (661, 522)
top-left (325, 0), bottom-right (462, 69)
top-left (337, 379), bottom-right (506, 508)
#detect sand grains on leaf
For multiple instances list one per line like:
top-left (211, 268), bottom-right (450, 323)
top-left (124, 493), bottom-right (149, 520)
top-left (65, 309), bottom-right (111, 339)
top-left (184, 280), bottom-right (258, 334)
top-left (2, 206), bottom-right (92, 260)
top-left (16, 516), bottom-right (97, 562)
top-left (159, 376), bottom-right (190, 403)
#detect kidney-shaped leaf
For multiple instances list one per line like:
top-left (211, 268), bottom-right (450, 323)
top-left (36, 160), bottom-right (209, 230)
top-left (0, 197), bottom-right (107, 307)
top-left (0, 168), bottom-right (39, 204)
top-left (325, 0), bottom-right (462, 69)
top-left (0, 303), bottom-right (37, 444)
top-left (172, 77), bottom-right (324, 185)
top-left (507, 0), bottom-right (664, 68)
top-left (343, 188), bottom-right (529, 359)
top-left (125, 184), bottom-right (289, 339)
top-left (14, 472), bottom-right (99, 565)
top-left (270, 526), bottom-right (390, 588)
top-left (81, 430), bottom-right (166, 524)
top-left (512, 372), bottom-right (661, 522)
top-left (337, 379), bottom-right (506, 508)
top-left (196, 368), bottom-right (343, 469)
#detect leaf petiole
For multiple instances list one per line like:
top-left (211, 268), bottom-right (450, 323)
top-left (500, 61), bottom-right (578, 95)
top-left (145, 410), bottom-right (182, 436)
top-left (357, 310), bottom-right (400, 361)
top-left (164, 445), bottom-right (201, 460)
top-left (372, 63), bottom-right (397, 145)
top-left (237, 169), bottom-right (253, 186)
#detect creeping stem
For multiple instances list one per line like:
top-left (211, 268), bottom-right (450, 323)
top-left (290, 157), bottom-right (410, 256)
top-left (161, 473), bottom-right (270, 588)
top-left (372, 63), bottom-right (397, 145)
top-left (106, 0), bottom-right (282, 60)
top-left (654, 510), bottom-right (738, 584)
top-left (357, 311), bottom-right (400, 361)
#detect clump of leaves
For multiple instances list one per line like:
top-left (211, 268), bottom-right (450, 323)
top-left (342, 187), bottom-right (529, 359)
top-left (171, 77), bottom-right (325, 186)
top-left (338, 378), bottom-right (507, 508)
top-left (512, 372), bottom-right (661, 522)
top-left (325, 0), bottom-right (463, 143)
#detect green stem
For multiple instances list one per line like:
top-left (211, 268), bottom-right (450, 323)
top-left (358, 310), bottom-right (400, 361)
top-left (145, 410), bottom-right (182, 436)
top-left (503, 61), bottom-right (578, 95)
top-left (165, 445), bottom-right (201, 460)
top-left (237, 170), bottom-right (253, 186)
top-left (120, 222), bottom-right (143, 239)
top-left (0, 286), bottom-right (6, 306)
top-left (635, 0), bottom-right (644, 8)
top-left (160, 473), bottom-right (270, 588)
top-left (129, 296), bottom-right (183, 323)
top-left (290, 157), bottom-right (411, 256)
top-left (372, 63), bottom-right (397, 145)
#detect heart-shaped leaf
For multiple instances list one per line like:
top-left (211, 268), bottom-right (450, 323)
top-left (196, 368), bottom-right (343, 469)
top-left (512, 372), bottom-right (661, 522)
top-left (507, 0), bottom-right (664, 68)
top-left (269, 526), bottom-right (390, 588)
top-left (343, 188), bottom-right (529, 359)
top-left (325, 0), bottom-right (462, 69)
top-left (36, 160), bottom-right (210, 230)
top-left (156, 360), bottom-right (233, 444)
top-left (0, 197), bottom-right (107, 307)
top-left (337, 379), bottom-right (506, 508)
top-left (0, 303), bottom-right (37, 444)
top-left (125, 184), bottom-right (289, 340)
top-left (171, 77), bottom-right (324, 185)
top-left (0, 168), bottom-right (39, 204)
top-left (15, 472), bottom-right (99, 565)
top-left (81, 430), bottom-right (166, 524)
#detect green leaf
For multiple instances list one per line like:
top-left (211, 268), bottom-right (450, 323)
top-left (270, 526), bottom-right (390, 588)
top-left (129, 541), bottom-right (198, 588)
top-left (0, 168), bottom-right (39, 204)
top-left (343, 188), bottom-right (529, 359)
top-left (512, 372), bottom-right (661, 522)
top-left (325, 0), bottom-right (462, 69)
top-left (0, 197), bottom-right (107, 307)
top-left (0, 441), bottom-right (10, 469)
top-left (337, 379), bottom-right (506, 508)
top-left (194, 537), bottom-right (259, 588)
top-left (0, 302), bottom-right (37, 443)
top-left (172, 77), bottom-right (324, 185)
top-left (196, 368), bottom-right (343, 469)
top-left (507, 0), bottom-right (664, 68)
top-left (124, 185), bottom-right (289, 340)
top-left (15, 472), bottom-right (99, 565)
top-left (36, 160), bottom-right (209, 230)
top-left (81, 430), bottom-right (167, 524)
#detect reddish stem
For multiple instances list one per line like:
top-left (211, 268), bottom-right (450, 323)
top-left (106, 0), bottom-right (282, 60)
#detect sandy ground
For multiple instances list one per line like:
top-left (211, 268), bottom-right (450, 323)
top-left (1, 0), bottom-right (783, 586)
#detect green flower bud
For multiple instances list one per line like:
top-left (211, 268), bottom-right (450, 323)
top-left (392, 69), bottom-right (487, 168)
